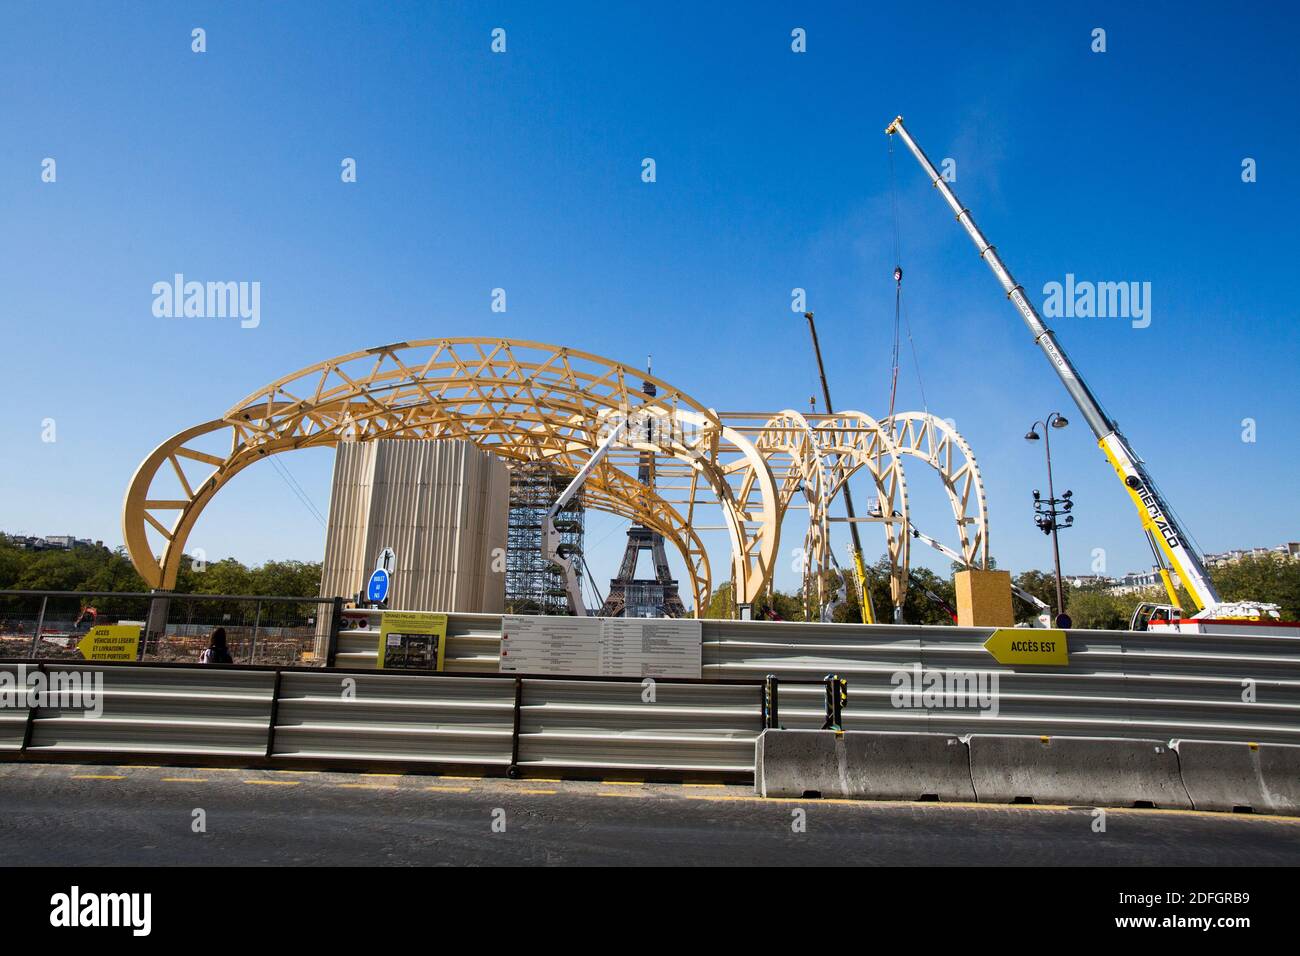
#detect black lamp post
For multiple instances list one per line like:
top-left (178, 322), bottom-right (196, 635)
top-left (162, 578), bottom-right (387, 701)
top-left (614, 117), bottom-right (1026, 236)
top-left (1025, 412), bottom-right (1074, 627)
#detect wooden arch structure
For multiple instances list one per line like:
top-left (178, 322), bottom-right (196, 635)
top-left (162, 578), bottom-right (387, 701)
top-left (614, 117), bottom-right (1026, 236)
top-left (123, 338), bottom-right (988, 619)
top-left (122, 339), bottom-right (781, 614)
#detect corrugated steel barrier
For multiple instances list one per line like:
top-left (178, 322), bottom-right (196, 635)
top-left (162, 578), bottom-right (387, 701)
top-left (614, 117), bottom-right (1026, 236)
top-left (332, 612), bottom-right (1300, 747)
top-left (4, 613), bottom-right (1299, 776)
top-left (0, 660), bottom-right (763, 776)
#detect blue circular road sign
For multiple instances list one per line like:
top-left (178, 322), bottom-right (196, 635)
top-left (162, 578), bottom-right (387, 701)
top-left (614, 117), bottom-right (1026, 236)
top-left (366, 567), bottom-right (390, 603)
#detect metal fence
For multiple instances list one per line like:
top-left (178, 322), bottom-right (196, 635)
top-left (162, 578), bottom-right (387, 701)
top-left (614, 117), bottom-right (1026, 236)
top-left (333, 611), bottom-right (1300, 746)
top-left (4, 603), bottom-right (1300, 775)
top-left (699, 619), bottom-right (1300, 745)
top-left (0, 660), bottom-right (763, 776)
top-left (0, 590), bottom-right (341, 667)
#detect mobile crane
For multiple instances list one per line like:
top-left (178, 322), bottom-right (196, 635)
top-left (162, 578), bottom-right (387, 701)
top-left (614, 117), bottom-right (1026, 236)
top-left (885, 116), bottom-right (1284, 634)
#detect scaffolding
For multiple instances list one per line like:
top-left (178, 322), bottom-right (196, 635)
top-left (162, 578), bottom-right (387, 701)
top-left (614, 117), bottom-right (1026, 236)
top-left (505, 463), bottom-right (586, 615)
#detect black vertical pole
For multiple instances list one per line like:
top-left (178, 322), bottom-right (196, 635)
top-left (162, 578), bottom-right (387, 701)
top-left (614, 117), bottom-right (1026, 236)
top-left (326, 596), bottom-right (343, 668)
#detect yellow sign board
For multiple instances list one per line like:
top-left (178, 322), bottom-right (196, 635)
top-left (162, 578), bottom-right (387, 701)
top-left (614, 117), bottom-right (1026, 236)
top-left (983, 628), bottom-right (1069, 666)
top-left (376, 611), bottom-right (447, 670)
top-left (76, 624), bottom-right (141, 662)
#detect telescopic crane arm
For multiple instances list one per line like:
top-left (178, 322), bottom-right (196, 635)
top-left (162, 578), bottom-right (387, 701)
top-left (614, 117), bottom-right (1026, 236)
top-left (885, 116), bottom-right (1222, 614)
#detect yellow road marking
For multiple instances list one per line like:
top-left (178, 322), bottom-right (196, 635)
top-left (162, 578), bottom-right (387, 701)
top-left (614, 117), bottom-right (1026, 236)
top-left (597, 790), bottom-right (646, 798)
top-left (337, 783), bottom-right (398, 790)
top-left (515, 788), bottom-right (557, 795)
top-left (440, 775), bottom-right (481, 781)
top-left (362, 773), bottom-right (403, 778)
top-left (71, 774), bottom-right (126, 780)
top-left (599, 780), bottom-right (644, 786)
top-left (685, 794), bottom-right (765, 803)
top-left (525, 778), bottom-right (562, 783)
top-left (243, 779), bottom-right (300, 786)
top-left (425, 785), bottom-right (472, 793)
top-left (683, 783), bottom-right (725, 788)
top-left (679, 792), bottom-right (1300, 824)
top-left (161, 777), bottom-right (209, 783)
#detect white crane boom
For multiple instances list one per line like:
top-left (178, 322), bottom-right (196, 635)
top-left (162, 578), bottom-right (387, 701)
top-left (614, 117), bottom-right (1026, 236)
top-left (886, 116), bottom-right (1222, 613)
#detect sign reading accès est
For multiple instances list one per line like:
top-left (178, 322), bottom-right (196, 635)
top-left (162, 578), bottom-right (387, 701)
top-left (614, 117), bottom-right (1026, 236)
top-left (983, 628), bottom-right (1069, 666)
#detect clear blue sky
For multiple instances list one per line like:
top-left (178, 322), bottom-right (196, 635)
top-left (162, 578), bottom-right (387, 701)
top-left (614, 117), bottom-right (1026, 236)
top-left (2, 1), bottom-right (1296, 599)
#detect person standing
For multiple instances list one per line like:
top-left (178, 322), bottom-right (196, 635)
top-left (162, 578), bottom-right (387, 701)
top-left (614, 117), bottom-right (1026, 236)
top-left (199, 627), bottom-right (234, 664)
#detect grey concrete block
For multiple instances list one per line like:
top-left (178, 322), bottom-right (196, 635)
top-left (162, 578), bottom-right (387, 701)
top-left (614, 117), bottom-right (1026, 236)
top-left (968, 734), bottom-right (1192, 809)
top-left (1173, 739), bottom-right (1300, 815)
top-left (755, 729), bottom-right (974, 801)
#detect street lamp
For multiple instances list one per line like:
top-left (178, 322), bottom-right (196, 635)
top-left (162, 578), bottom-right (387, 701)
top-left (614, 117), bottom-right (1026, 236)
top-left (1025, 412), bottom-right (1074, 627)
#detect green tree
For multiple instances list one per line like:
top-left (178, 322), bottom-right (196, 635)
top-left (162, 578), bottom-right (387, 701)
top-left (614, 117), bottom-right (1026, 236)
top-left (1065, 589), bottom-right (1127, 630)
top-left (1210, 555), bottom-right (1300, 619)
top-left (700, 581), bottom-right (734, 619)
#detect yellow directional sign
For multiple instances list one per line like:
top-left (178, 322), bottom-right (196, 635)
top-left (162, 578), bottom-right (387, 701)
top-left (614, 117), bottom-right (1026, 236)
top-left (983, 628), bottom-right (1069, 666)
top-left (76, 624), bottom-right (141, 662)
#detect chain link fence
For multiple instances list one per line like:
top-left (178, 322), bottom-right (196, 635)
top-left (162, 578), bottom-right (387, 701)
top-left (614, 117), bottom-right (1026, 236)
top-left (0, 590), bottom-right (340, 666)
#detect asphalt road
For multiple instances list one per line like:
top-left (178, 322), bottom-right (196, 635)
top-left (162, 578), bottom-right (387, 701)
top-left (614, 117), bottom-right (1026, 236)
top-left (2, 761), bottom-right (1298, 866)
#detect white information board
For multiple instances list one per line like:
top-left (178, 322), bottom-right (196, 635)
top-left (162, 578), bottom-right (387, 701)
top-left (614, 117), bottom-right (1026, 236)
top-left (499, 615), bottom-right (702, 678)
top-left (499, 615), bottom-right (602, 674)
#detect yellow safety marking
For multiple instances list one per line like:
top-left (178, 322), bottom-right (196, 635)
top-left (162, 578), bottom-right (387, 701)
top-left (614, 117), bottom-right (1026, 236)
top-left (682, 792), bottom-right (1300, 824)
top-left (243, 779), bottom-right (300, 786)
top-left (683, 783), bottom-right (725, 788)
top-left (599, 780), bottom-right (644, 786)
top-left (362, 772), bottom-right (403, 777)
top-left (440, 775), bottom-right (481, 780)
top-left (337, 783), bottom-right (398, 789)
top-left (424, 785), bottom-right (472, 793)
top-left (685, 794), bottom-right (766, 803)
top-left (71, 774), bottom-right (126, 780)
top-left (597, 790), bottom-right (647, 798)
top-left (161, 777), bottom-right (209, 783)
top-left (515, 788), bottom-right (557, 795)
top-left (525, 778), bottom-right (562, 783)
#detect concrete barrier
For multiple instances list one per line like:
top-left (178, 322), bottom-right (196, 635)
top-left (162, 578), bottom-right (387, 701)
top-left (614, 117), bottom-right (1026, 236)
top-left (968, 735), bottom-right (1192, 809)
top-left (754, 729), bottom-right (975, 801)
top-left (1173, 739), bottom-right (1300, 815)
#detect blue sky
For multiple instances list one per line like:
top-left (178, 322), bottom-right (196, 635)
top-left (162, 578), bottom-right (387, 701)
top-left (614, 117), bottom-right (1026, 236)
top-left (1, 1), bottom-right (1296, 601)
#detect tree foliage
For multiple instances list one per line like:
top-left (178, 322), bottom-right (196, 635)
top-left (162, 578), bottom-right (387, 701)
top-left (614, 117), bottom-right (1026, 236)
top-left (0, 536), bottom-right (322, 608)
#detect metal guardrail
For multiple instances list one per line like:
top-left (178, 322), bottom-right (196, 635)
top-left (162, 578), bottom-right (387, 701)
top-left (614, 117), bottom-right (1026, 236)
top-left (700, 620), bottom-right (1300, 745)
top-left (0, 659), bottom-right (765, 776)
top-left (332, 611), bottom-right (1300, 746)
top-left (5, 612), bottom-right (1299, 775)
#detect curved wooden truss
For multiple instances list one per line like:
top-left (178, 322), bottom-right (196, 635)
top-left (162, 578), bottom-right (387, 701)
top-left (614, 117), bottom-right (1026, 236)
top-left (123, 339), bottom-right (777, 612)
top-left (725, 408), bottom-right (989, 618)
top-left (123, 338), bottom-right (988, 620)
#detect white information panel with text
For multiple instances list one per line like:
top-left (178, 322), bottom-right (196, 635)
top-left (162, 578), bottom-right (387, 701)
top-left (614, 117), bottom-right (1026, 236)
top-left (499, 615), bottom-right (702, 678)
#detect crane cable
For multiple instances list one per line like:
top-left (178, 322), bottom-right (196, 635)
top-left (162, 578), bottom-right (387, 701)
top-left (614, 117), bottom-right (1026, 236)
top-left (886, 134), bottom-right (931, 422)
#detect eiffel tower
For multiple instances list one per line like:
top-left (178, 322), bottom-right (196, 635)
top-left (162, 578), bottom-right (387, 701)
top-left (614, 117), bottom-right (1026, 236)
top-left (599, 365), bottom-right (687, 618)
